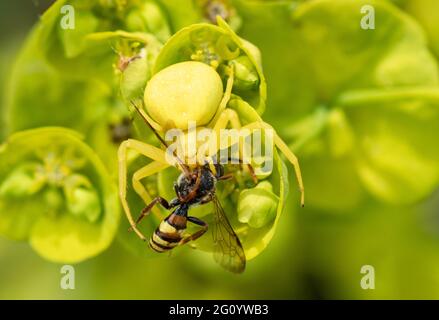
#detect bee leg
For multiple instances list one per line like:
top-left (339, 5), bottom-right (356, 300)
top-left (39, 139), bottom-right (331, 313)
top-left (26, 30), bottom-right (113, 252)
top-left (227, 157), bottom-right (258, 184)
top-left (220, 157), bottom-right (258, 185)
top-left (180, 167), bottom-right (203, 203)
top-left (217, 173), bottom-right (234, 181)
top-left (179, 217), bottom-right (208, 246)
top-left (130, 197), bottom-right (178, 230)
top-left (246, 164), bottom-right (258, 185)
top-left (199, 192), bottom-right (215, 205)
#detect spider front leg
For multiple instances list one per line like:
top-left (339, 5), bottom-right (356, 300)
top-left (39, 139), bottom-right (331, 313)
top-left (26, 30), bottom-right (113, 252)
top-left (118, 139), bottom-right (170, 240)
top-left (209, 108), bottom-right (305, 206)
top-left (132, 161), bottom-right (170, 218)
top-left (241, 121), bottom-right (305, 207)
top-left (208, 109), bottom-right (257, 182)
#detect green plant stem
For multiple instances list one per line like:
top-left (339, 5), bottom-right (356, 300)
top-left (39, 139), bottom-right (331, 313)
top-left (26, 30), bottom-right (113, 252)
top-left (337, 87), bottom-right (439, 108)
top-left (284, 106), bottom-right (329, 153)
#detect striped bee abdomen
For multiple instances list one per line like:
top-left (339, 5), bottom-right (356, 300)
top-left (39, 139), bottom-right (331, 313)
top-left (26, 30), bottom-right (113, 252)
top-left (149, 214), bottom-right (186, 253)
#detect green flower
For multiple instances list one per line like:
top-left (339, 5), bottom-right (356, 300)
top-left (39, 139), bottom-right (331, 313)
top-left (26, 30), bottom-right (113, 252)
top-left (230, 55), bottom-right (260, 92)
top-left (235, 0), bottom-right (439, 210)
top-left (0, 128), bottom-right (120, 263)
top-left (0, 164), bottom-right (43, 198)
top-left (64, 174), bottom-right (102, 223)
top-left (238, 181), bottom-right (279, 229)
top-left (5, 0), bottom-right (167, 169)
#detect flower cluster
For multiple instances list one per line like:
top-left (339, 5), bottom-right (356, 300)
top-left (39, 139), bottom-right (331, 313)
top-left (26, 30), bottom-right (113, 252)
top-left (1, 0), bottom-right (438, 268)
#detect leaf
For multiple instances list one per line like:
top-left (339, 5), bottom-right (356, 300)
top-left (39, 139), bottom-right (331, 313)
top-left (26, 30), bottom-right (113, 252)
top-left (291, 0), bottom-right (438, 93)
top-left (0, 127), bottom-right (120, 263)
top-left (58, 9), bottom-right (99, 58)
top-left (120, 55), bottom-right (152, 101)
top-left (300, 150), bottom-right (367, 212)
top-left (235, 0), bottom-right (439, 207)
top-left (231, 0), bottom-right (317, 126)
top-left (403, 0), bottom-right (439, 58)
top-left (5, 0), bottom-right (113, 159)
top-left (126, 0), bottom-right (172, 43)
top-left (7, 58), bottom-right (110, 132)
top-left (5, 0), bottom-right (163, 170)
top-left (156, 0), bottom-right (203, 32)
top-left (339, 88), bottom-right (439, 204)
top-left (157, 0), bottom-right (243, 33)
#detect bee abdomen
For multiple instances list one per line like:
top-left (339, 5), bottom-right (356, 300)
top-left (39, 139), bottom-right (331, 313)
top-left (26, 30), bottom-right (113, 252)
top-left (149, 222), bottom-right (183, 253)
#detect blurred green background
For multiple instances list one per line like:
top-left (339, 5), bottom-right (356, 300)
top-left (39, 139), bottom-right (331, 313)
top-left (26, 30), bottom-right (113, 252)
top-left (1, 0), bottom-right (439, 299)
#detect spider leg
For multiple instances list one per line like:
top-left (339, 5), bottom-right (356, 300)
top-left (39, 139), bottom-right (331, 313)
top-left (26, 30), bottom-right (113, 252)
top-left (132, 161), bottom-right (170, 218)
top-left (241, 121), bottom-right (305, 207)
top-left (209, 109), bottom-right (257, 183)
top-left (118, 139), bottom-right (170, 240)
top-left (209, 109), bottom-right (304, 206)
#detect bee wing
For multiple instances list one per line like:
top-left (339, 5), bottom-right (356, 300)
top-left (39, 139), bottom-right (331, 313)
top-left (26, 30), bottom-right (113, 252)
top-left (212, 196), bottom-right (246, 273)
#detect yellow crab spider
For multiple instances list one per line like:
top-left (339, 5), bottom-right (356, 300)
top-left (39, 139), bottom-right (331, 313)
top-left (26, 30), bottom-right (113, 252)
top-left (118, 61), bottom-right (304, 241)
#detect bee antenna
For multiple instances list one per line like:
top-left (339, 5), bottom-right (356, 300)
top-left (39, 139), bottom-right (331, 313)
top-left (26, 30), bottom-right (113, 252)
top-left (129, 100), bottom-right (191, 177)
